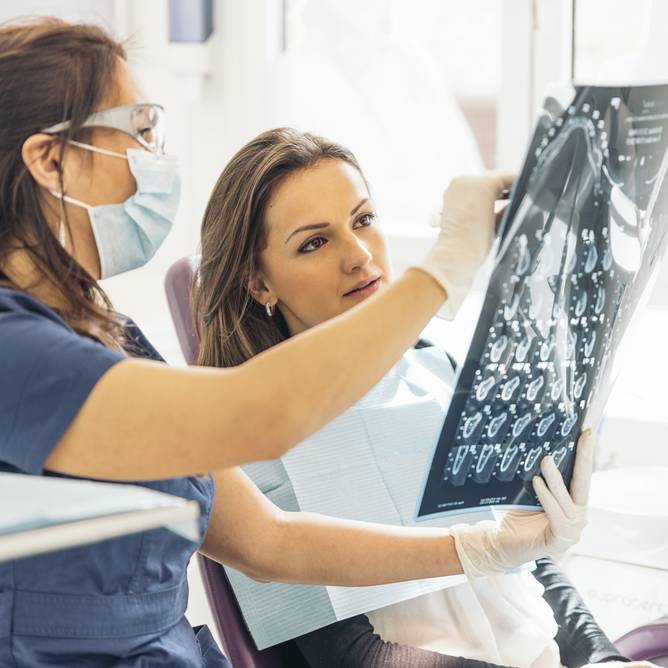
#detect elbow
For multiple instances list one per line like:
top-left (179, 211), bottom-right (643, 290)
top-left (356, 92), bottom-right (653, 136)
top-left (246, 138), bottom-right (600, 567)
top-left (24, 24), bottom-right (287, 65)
top-left (234, 512), bottom-right (292, 584)
top-left (246, 408), bottom-right (303, 462)
top-left (237, 564), bottom-right (274, 584)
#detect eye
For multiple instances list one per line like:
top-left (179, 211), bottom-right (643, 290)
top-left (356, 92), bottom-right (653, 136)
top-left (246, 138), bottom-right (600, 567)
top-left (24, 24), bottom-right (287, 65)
top-left (299, 236), bottom-right (327, 253)
top-left (354, 213), bottom-right (376, 228)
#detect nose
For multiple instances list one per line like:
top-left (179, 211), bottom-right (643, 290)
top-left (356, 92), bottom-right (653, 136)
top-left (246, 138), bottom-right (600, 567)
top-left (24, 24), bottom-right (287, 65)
top-left (341, 231), bottom-right (373, 273)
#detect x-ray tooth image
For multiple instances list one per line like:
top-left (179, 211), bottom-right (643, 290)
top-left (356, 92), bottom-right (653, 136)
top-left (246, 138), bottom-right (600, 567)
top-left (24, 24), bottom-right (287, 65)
top-left (526, 374), bottom-right (545, 402)
top-left (551, 446), bottom-right (569, 468)
top-left (501, 376), bottom-right (521, 402)
top-left (475, 374), bottom-right (497, 402)
top-left (574, 290), bottom-right (588, 317)
top-left (540, 339), bottom-right (555, 362)
top-left (520, 446), bottom-right (546, 481)
top-left (594, 285), bottom-right (606, 314)
top-left (497, 444), bottom-right (522, 482)
top-left (574, 372), bottom-right (588, 399)
top-left (536, 412), bottom-right (557, 440)
top-left (504, 292), bottom-right (521, 321)
top-left (551, 378), bottom-right (565, 402)
top-left (490, 333), bottom-right (512, 365)
top-left (515, 335), bottom-right (534, 363)
top-left (442, 445), bottom-right (476, 486)
top-left (473, 444), bottom-right (500, 484)
top-left (485, 410), bottom-right (512, 443)
top-left (584, 331), bottom-right (597, 358)
top-left (459, 410), bottom-right (485, 444)
top-left (584, 243), bottom-right (598, 274)
top-left (560, 414), bottom-right (578, 439)
top-left (418, 82), bottom-right (668, 519)
top-left (512, 412), bottom-right (533, 439)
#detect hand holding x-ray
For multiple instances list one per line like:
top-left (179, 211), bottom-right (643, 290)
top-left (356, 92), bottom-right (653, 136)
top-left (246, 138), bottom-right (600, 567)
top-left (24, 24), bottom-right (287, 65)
top-left (418, 82), bottom-right (668, 520)
top-left (412, 171), bottom-right (515, 320)
top-left (450, 429), bottom-right (594, 578)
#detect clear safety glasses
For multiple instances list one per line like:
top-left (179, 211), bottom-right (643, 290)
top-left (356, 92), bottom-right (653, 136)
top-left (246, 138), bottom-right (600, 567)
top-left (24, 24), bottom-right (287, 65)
top-left (42, 103), bottom-right (166, 155)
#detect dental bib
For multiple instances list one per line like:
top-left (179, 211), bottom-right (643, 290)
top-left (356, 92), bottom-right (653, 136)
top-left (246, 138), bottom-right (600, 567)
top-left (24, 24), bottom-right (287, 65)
top-left (227, 346), bottom-right (560, 667)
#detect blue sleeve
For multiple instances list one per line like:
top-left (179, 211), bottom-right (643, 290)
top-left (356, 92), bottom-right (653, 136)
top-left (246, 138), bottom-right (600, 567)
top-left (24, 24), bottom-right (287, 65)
top-left (0, 305), bottom-right (126, 475)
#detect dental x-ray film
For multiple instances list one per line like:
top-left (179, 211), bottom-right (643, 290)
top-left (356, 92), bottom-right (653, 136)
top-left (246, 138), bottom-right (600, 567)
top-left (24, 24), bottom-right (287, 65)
top-left (417, 82), bottom-right (668, 520)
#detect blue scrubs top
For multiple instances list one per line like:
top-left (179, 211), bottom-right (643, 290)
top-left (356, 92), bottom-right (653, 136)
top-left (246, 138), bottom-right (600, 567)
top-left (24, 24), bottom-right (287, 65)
top-left (0, 287), bottom-right (231, 667)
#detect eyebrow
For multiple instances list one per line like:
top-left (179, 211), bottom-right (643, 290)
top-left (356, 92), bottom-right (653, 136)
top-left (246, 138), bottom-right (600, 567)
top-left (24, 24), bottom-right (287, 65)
top-left (284, 198), bottom-right (369, 244)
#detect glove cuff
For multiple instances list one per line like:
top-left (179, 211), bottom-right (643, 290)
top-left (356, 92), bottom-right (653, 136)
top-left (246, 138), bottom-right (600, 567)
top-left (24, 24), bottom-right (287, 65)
top-left (450, 522), bottom-right (507, 579)
top-left (406, 262), bottom-right (471, 321)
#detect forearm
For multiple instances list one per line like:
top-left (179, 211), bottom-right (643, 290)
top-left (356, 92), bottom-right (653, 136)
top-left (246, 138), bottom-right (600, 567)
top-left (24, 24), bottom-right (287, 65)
top-left (533, 557), bottom-right (630, 667)
top-left (241, 269), bottom-right (445, 459)
top-left (296, 614), bottom-right (516, 668)
top-left (47, 270), bottom-right (445, 481)
top-left (250, 509), bottom-right (464, 586)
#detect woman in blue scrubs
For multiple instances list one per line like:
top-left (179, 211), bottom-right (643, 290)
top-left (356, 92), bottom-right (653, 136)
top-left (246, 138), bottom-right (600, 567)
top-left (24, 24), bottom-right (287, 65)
top-left (0, 18), bottom-right (593, 667)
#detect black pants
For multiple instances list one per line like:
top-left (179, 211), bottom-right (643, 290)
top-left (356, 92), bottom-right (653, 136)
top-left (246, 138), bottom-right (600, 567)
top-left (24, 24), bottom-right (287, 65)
top-left (289, 559), bottom-right (629, 668)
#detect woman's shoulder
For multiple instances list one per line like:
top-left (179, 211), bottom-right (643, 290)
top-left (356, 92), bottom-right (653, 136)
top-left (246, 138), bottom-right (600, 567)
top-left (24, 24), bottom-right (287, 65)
top-left (0, 286), bottom-right (163, 362)
top-left (0, 286), bottom-right (78, 353)
top-left (0, 285), bottom-right (66, 325)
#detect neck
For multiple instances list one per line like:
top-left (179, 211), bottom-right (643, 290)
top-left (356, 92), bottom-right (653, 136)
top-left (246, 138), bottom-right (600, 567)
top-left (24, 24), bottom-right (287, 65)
top-left (1, 245), bottom-right (70, 311)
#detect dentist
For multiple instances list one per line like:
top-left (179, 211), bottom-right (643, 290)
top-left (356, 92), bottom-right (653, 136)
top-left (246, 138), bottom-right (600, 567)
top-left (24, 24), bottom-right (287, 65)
top-left (0, 18), bottom-right (591, 667)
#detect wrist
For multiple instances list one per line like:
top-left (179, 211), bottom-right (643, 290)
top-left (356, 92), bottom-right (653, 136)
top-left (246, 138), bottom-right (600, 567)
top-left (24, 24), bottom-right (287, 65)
top-left (403, 266), bottom-right (448, 301)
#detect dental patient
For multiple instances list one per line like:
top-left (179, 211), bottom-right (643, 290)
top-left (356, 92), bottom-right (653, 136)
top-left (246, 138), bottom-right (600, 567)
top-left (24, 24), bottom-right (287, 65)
top-left (193, 128), bottom-right (630, 668)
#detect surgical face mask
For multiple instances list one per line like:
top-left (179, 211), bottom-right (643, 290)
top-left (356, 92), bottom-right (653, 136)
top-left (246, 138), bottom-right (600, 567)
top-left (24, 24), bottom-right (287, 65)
top-left (51, 141), bottom-right (181, 279)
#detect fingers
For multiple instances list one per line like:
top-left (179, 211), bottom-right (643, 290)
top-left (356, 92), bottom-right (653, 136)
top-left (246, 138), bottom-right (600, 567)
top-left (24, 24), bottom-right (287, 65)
top-left (570, 429), bottom-right (595, 506)
top-left (486, 170), bottom-right (516, 194)
top-left (539, 455), bottom-right (578, 519)
top-left (532, 474), bottom-right (566, 530)
top-left (495, 204), bottom-right (509, 233)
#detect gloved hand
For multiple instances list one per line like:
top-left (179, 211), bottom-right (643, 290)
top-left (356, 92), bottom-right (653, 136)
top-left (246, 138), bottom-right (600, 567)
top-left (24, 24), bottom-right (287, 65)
top-left (451, 430), bottom-right (595, 578)
top-left (410, 172), bottom-right (515, 320)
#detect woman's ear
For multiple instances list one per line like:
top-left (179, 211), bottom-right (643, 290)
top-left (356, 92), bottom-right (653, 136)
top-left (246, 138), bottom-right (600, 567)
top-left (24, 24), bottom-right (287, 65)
top-left (21, 134), bottom-right (68, 193)
top-left (248, 272), bottom-right (277, 307)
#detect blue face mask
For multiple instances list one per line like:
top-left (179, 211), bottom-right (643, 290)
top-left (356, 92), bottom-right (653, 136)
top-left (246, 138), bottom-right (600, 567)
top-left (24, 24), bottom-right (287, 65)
top-left (52, 142), bottom-right (181, 279)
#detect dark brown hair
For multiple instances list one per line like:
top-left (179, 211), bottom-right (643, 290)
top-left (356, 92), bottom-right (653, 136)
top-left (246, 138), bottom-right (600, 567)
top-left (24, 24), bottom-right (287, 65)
top-left (0, 17), bottom-right (127, 348)
top-left (194, 127), bottom-right (366, 368)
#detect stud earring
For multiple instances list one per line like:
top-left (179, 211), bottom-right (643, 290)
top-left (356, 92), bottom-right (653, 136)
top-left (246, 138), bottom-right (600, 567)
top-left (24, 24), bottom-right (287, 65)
top-left (265, 302), bottom-right (275, 317)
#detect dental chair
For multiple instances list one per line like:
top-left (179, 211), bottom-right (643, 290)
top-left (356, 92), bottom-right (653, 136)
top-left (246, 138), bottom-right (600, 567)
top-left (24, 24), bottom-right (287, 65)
top-left (614, 618), bottom-right (668, 666)
top-left (164, 255), bottom-right (668, 668)
top-left (165, 256), bottom-right (293, 668)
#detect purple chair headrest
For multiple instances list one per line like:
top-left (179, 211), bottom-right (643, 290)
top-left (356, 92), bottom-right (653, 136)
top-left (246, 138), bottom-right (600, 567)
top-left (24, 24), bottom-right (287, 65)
top-left (165, 255), bottom-right (201, 365)
top-left (615, 617), bottom-right (668, 663)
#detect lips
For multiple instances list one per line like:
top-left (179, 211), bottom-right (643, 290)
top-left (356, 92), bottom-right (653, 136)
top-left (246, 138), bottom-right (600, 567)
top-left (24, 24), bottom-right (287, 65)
top-left (343, 276), bottom-right (381, 296)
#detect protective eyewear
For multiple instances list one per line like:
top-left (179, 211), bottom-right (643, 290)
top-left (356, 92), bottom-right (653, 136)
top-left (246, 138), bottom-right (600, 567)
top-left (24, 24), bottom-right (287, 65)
top-left (42, 103), bottom-right (166, 155)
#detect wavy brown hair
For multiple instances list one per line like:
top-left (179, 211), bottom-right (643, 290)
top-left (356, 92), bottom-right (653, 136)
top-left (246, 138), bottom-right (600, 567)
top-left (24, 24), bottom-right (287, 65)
top-left (0, 17), bottom-right (127, 349)
top-left (194, 128), bottom-right (367, 368)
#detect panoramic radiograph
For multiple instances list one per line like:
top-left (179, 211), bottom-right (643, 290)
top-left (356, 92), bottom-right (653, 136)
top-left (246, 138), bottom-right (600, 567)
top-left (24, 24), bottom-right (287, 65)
top-left (418, 83), bottom-right (668, 518)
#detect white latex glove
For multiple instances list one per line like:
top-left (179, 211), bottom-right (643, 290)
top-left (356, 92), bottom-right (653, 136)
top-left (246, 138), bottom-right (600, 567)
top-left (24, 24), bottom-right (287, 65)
top-left (451, 430), bottom-right (595, 578)
top-left (409, 172), bottom-right (515, 320)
